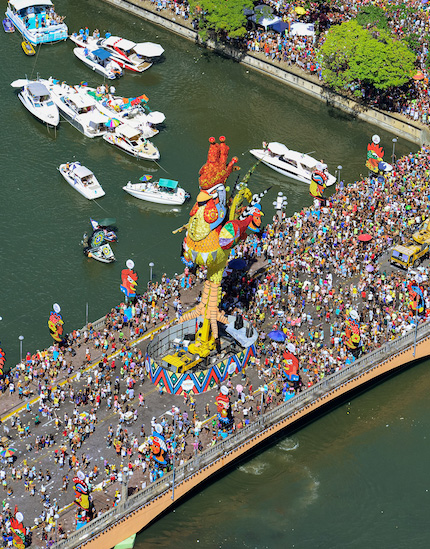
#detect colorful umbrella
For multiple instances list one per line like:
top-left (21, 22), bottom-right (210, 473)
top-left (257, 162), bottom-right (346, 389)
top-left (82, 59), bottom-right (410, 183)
top-left (0, 448), bottom-right (17, 458)
top-left (295, 6), bottom-right (306, 15)
top-left (104, 118), bottom-right (120, 129)
top-left (267, 330), bottom-right (286, 342)
top-left (358, 233), bottom-right (373, 242)
top-left (413, 71), bottom-right (425, 81)
top-left (139, 175), bottom-right (153, 182)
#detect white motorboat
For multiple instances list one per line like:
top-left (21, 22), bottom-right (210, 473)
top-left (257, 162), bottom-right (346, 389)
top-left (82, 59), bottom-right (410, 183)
top-left (250, 142), bottom-right (336, 186)
top-left (73, 47), bottom-right (123, 80)
top-left (123, 177), bottom-right (190, 205)
top-left (84, 243), bottom-right (115, 263)
top-left (41, 79), bottom-right (109, 138)
top-left (58, 162), bottom-right (105, 200)
top-left (5, 0), bottom-right (67, 44)
top-left (11, 79), bottom-right (59, 127)
top-left (103, 124), bottom-right (160, 161)
top-left (81, 85), bottom-right (164, 138)
top-left (70, 32), bottom-right (162, 72)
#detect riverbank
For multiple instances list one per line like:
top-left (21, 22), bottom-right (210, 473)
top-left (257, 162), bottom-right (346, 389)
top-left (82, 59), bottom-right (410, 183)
top-left (99, 0), bottom-right (429, 146)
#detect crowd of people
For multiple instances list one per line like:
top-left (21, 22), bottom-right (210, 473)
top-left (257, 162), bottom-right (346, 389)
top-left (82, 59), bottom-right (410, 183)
top-left (1, 145), bottom-right (430, 543)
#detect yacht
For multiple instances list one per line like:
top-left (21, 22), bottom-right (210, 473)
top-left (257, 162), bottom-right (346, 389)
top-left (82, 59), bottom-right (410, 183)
top-left (11, 78), bottom-right (59, 127)
top-left (123, 177), bottom-right (190, 205)
top-left (42, 79), bottom-right (109, 138)
top-left (103, 124), bottom-right (160, 161)
top-left (73, 47), bottom-right (123, 80)
top-left (250, 142), bottom-right (336, 186)
top-left (5, 0), bottom-right (67, 44)
top-left (70, 32), bottom-right (163, 72)
top-left (58, 161), bottom-right (105, 200)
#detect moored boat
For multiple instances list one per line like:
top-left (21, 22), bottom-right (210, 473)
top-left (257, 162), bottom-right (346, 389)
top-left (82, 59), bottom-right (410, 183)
top-left (11, 79), bottom-right (59, 127)
top-left (123, 176), bottom-right (190, 205)
top-left (5, 0), bottom-right (67, 45)
top-left (58, 162), bottom-right (105, 200)
top-left (103, 124), bottom-right (160, 161)
top-left (84, 243), bottom-right (116, 263)
top-left (3, 17), bottom-right (14, 32)
top-left (21, 39), bottom-right (35, 54)
top-left (250, 142), bottom-right (336, 186)
top-left (73, 47), bottom-right (123, 80)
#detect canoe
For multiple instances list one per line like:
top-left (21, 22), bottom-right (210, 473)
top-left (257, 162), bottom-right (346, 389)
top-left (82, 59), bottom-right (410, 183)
top-left (22, 41), bottom-right (36, 56)
top-left (2, 18), bottom-right (14, 33)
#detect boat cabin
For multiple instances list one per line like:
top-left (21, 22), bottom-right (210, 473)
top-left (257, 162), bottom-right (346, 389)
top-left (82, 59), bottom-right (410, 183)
top-left (103, 35), bottom-right (137, 58)
top-left (158, 179), bottom-right (179, 194)
top-left (73, 165), bottom-right (94, 186)
top-left (87, 47), bottom-right (113, 67)
top-left (267, 142), bottom-right (321, 176)
top-left (26, 82), bottom-right (52, 105)
top-left (115, 124), bottom-right (143, 146)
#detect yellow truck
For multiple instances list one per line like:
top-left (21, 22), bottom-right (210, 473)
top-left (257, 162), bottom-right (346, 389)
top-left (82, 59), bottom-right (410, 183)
top-left (390, 241), bottom-right (429, 269)
top-left (413, 219), bottom-right (430, 245)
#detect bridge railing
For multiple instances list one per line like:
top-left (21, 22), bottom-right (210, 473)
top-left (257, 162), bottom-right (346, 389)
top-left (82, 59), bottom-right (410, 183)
top-left (53, 319), bottom-right (430, 549)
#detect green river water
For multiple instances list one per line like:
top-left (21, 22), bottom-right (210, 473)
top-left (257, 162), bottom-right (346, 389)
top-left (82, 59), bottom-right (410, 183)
top-left (2, 1), bottom-right (428, 547)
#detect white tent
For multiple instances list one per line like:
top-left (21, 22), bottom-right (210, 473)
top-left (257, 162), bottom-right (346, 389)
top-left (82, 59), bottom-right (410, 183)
top-left (289, 22), bottom-right (315, 37)
top-left (249, 13), bottom-right (282, 30)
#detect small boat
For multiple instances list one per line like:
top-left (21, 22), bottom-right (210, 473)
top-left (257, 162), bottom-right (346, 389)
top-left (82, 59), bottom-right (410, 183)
top-left (3, 17), bottom-right (14, 32)
top-left (73, 47), bottom-right (123, 80)
top-left (103, 124), bottom-right (160, 161)
top-left (22, 40), bottom-right (35, 55)
top-left (11, 79), bottom-right (59, 127)
top-left (123, 177), bottom-right (190, 205)
top-left (250, 142), bottom-right (336, 186)
top-left (84, 243), bottom-right (116, 263)
top-left (58, 162), bottom-right (105, 200)
top-left (5, 0), bottom-right (68, 45)
top-left (70, 32), bottom-right (161, 72)
top-left (41, 79), bottom-right (109, 138)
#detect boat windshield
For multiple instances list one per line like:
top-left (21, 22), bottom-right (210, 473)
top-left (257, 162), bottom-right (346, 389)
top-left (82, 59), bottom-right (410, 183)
top-left (281, 157), bottom-right (298, 168)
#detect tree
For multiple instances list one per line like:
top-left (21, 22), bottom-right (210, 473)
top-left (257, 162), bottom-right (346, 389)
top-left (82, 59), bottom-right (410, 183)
top-left (319, 20), bottom-right (415, 93)
top-left (189, 0), bottom-right (254, 40)
top-left (355, 5), bottom-right (388, 31)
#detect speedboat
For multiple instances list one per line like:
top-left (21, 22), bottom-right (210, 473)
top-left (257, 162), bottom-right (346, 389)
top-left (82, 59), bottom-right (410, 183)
top-left (250, 142), bottom-right (336, 186)
top-left (5, 0), bottom-right (67, 45)
top-left (123, 177), bottom-right (190, 205)
top-left (11, 79), bottom-right (59, 127)
top-left (41, 79), bottom-right (109, 138)
top-left (73, 47), bottom-right (123, 80)
top-left (84, 243), bottom-right (115, 263)
top-left (103, 124), bottom-right (160, 161)
top-left (3, 17), bottom-right (14, 32)
top-left (70, 32), bottom-right (162, 72)
top-left (58, 162), bottom-right (105, 200)
top-left (81, 85), bottom-right (165, 138)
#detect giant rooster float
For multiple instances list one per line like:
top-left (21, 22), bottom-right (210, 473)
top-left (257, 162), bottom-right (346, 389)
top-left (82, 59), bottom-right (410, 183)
top-left (173, 136), bottom-right (267, 365)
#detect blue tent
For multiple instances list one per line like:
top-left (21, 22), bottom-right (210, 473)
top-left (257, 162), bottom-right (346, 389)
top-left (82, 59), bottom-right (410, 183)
top-left (269, 21), bottom-right (289, 33)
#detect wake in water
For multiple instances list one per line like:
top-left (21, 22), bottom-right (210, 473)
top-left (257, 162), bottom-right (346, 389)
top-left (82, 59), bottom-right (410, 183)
top-left (238, 461), bottom-right (269, 476)
top-left (277, 438), bottom-right (299, 452)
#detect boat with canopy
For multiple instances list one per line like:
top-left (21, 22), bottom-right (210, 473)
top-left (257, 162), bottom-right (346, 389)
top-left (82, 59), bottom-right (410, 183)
top-left (123, 176), bottom-right (190, 205)
top-left (5, 0), bottom-right (67, 44)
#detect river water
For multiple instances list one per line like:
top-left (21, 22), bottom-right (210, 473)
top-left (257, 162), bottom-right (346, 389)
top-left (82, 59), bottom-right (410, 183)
top-left (2, 1), bottom-right (427, 546)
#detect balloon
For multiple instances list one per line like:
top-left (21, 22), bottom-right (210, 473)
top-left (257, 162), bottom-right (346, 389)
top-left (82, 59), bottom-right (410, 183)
top-left (126, 259), bottom-right (135, 269)
top-left (372, 134), bottom-right (380, 144)
top-left (53, 303), bottom-right (61, 313)
top-left (15, 512), bottom-right (23, 523)
top-left (220, 386), bottom-right (229, 395)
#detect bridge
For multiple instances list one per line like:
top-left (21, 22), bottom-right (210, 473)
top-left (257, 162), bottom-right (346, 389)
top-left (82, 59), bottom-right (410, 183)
top-left (52, 320), bottom-right (430, 549)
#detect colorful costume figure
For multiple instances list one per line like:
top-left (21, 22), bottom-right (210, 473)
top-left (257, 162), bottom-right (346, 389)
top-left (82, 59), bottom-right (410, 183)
top-left (216, 390), bottom-right (232, 425)
top-left (120, 267), bottom-right (138, 298)
top-left (149, 431), bottom-right (168, 466)
top-left (48, 311), bottom-right (64, 342)
top-left (9, 516), bottom-right (25, 549)
top-left (408, 281), bottom-right (426, 316)
top-left (282, 351), bottom-right (299, 381)
top-left (0, 344), bottom-right (5, 378)
top-left (366, 142), bottom-right (385, 173)
top-left (73, 476), bottom-right (91, 514)
top-left (179, 136), bottom-right (267, 347)
top-left (309, 169), bottom-right (327, 200)
top-left (344, 312), bottom-right (361, 357)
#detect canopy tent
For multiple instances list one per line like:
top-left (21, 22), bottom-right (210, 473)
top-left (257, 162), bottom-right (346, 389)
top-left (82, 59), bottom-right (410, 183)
top-left (134, 42), bottom-right (164, 57)
top-left (116, 124), bottom-right (141, 139)
top-left (269, 21), bottom-right (290, 33)
top-left (27, 82), bottom-right (50, 97)
top-left (249, 13), bottom-right (282, 29)
top-left (159, 178), bottom-right (178, 190)
top-left (92, 48), bottom-right (112, 61)
top-left (74, 166), bottom-right (93, 179)
top-left (289, 22), bottom-right (315, 36)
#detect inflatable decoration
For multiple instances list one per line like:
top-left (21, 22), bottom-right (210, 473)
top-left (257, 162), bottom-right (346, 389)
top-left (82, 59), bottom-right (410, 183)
top-left (73, 475), bottom-right (91, 512)
top-left (282, 350), bottom-right (299, 381)
top-left (309, 169), bottom-right (327, 200)
top-left (366, 142), bottom-right (385, 173)
top-left (120, 267), bottom-right (138, 299)
top-left (48, 309), bottom-right (64, 343)
top-left (178, 136), bottom-right (267, 351)
top-left (149, 429), bottom-right (168, 466)
top-left (216, 387), bottom-right (232, 425)
top-left (0, 343), bottom-right (5, 378)
top-left (10, 514), bottom-right (25, 549)
top-left (344, 311), bottom-right (361, 357)
top-left (408, 281), bottom-right (426, 316)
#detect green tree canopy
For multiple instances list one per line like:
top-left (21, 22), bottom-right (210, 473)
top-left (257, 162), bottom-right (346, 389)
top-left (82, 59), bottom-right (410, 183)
top-left (355, 5), bottom-right (389, 30)
top-left (319, 20), bottom-right (415, 93)
top-left (189, 0), bottom-right (254, 40)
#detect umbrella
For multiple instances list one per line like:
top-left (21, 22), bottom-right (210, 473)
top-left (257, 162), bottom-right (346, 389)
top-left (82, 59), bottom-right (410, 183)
top-left (139, 175), bottom-right (153, 182)
top-left (228, 258), bottom-right (248, 270)
top-left (104, 118), bottom-right (120, 129)
top-left (295, 6), bottom-right (306, 15)
top-left (358, 233), bottom-right (373, 242)
top-left (0, 448), bottom-right (17, 458)
top-left (413, 71), bottom-right (425, 80)
top-left (134, 42), bottom-right (164, 58)
top-left (268, 330), bottom-right (286, 342)
top-left (146, 111), bottom-right (166, 125)
top-left (236, 384), bottom-right (244, 394)
top-left (366, 264), bottom-right (374, 272)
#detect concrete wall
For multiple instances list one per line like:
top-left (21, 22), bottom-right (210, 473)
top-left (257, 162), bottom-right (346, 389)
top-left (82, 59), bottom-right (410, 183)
top-left (101, 0), bottom-right (428, 146)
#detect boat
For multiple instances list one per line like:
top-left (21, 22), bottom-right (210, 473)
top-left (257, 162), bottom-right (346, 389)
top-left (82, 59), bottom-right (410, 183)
top-left (41, 79), bottom-right (109, 138)
top-left (81, 85), bottom-right (165, 138)
top-left (21, 40), bottom-right (35, 54)
top-left (84, 243), bottom-right (116, 263)
top-left (73, 47), bottom-right (123, 80)
top-left (70, 32), bottom-right (162, 72)
top-left (3, 17), bottom-right (14, 32)
top-left (58, 162), bottom-right (105, 200)
top-left (123, 176), bottom-right (190, 205)
top-left (250, 142), bottom-right (336, 186)
top-left (11, 79), bottom-right (59, 127)
top-left (103, 124), bottom-right (160, 161)
top-left (5, 0), bottom-right (68, 45)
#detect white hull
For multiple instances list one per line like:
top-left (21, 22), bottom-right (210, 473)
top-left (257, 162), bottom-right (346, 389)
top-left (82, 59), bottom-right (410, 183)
top-left (73, 47), bottom-right (123, 80)
top-left (123, 182), bottom-right (187, 205)
top-left (6, 6), bottom-right (67, 44)
top-left (17, 87), bottom-right (59, 127)
top-left (59, 163), bottom-right (105, 200)
top-left (103, 133), bottom-right (160, 161)
top-left (250, 148), bottom-right (336, 186)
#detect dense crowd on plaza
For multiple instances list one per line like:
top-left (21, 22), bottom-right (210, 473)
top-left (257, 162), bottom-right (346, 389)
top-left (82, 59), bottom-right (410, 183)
top-left (1, 145), bottom-right (430, 544)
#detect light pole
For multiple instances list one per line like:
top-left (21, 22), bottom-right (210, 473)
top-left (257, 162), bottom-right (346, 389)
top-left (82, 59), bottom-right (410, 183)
top-left (392, 138), bottom-right (398, 164)
top-left (337, 165), bottom-right (343, 186)
top-left (18, 335), bottom-right (24, 364)
top-left (272, 192), bottom-right (288, 222)
top-left (149, 262), bottom-right (154, 284)
top-left (54, 513), bottom-right (59, 544)
top-left (169, 406), bottom-right (178, 501)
